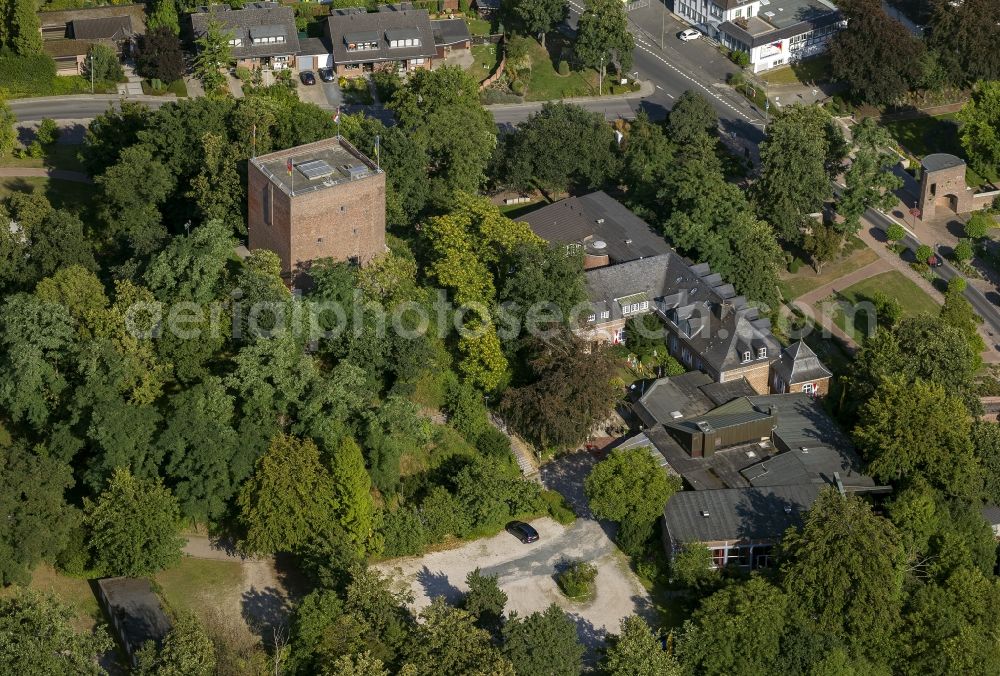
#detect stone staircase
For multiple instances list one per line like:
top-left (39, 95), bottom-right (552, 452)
top-left (490, 414), bottom-right (540, 480)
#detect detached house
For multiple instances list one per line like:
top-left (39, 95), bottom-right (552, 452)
top-left (521, 192), bottom-right (831, 397)
top-left (189, 2), bottom-right (299, 71)
top-left (38, 4), bottom-right (146, 75)
top-left (325, 6), bottom-right (437, 77)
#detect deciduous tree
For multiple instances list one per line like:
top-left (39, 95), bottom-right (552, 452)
top-left (667, 90), bottom-right (718, 143)
top-left (575, 0), bottom-right (635, 78)
top-left (501, 604), bottom-right (584, 676)
top-left (0, 95), bottom-right (15, 158)
top-left (329, 437), bottom-right (375, 552)
top-left (837, 118), bottom-right (904, 231)
top-left (602, 615), bottom-right (682, 676)
top-left (958, 80), bottom-right (1000, 179)
top-left (0, 589), bottom-right (112, 675)
top-left (505, 0), bottom-right (567, 46)
top-left (137, 26), bottom-right (185, 82)
top-left (463, 568), bottom-right (507, 637)
top-left (136, 611), bottom-right (216, 676)
top-left (402, 598), bottom-right (514, 676)
top-left (237, 434), bottom-right (338, 555)
top-left (85, 467), bottom-right (185, 577)
top-left (193, 18), bottom-right (233, 94)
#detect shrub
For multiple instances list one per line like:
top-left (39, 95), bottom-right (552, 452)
top-left (26, 141), bottom-right (44, 158)
top-left (915, 243), bottom-right (933, 263)
top-left (419, 487), bottom-right (471, 541)
top-left (35, 119), bottom-right (60, 145)
top-left (965, 212), bottom-right (994, 240)
top-left (373, 69), bottom-right (401, 101)
top-left (0, 53), bottom-right (58, 96)
top-left (670, 543), bottom-right (719, 589)
top-left (235, 66), bottom-right (253, 81)
top-left (788, 257), bottom-right (803, 273)
top-left (379, 506), bottom-right (427, 557)
top-left (540, 490), bottom-right (576, 525)
top-left (556, 560), bottom-right (597, 599)
top-left (444, 377), bottom-right (490, 443)
top-left (954, 239), bottom-right (974, 263)
top-left (558, 60), bottom-right (570, 75)
top-left (885, 222), bottom-right (906, 242)
top-left (729, 49), bottom-right (750, 67)
top-left (511, 79), bottom-right (525, 96)
top-left (476, 426), bottom-right (512, 458)
top-left (86, 43), bottom-right (124, 83)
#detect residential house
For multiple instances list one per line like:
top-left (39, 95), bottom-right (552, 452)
top-left (189, 2), bottom-right (300, 71)
top-left (325, 6), bottom-right (437, 77)
top-left (662, 483), bottom-right (820, 568)
top-left (95, 577), bottom-right (172, 666)
top-left (472, 0), bottom-right (502, 16)
top-left (431, 18), bottom-right (472, 59)
top-left (297, 37), bottom-right (333, 72)
top-left (673, 0), bottom-right (844, 73)
top-left (771, 340), bottom-right (832, 395)
top-left (38, 4), bottom-right (146, 75)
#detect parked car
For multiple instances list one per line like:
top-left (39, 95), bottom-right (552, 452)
top-left (318, 67), bottom-right (335, 83)
top-left (928, 253), bottom-right (943, 267)
top-left (299, 70), bottom-right (316, 85)
top-left (506, 521), bottom-right (539, 544)
top-left (679, 28), bottom-right (700, 41)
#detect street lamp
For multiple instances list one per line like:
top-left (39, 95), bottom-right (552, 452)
top-left (599, 55), bottom-right (605, 96)
top-left (89, 54), bottom-right (94, 94)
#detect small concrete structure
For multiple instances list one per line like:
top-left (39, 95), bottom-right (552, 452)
top-left (95, 577), bottom-right (172, 667)
top-left (918, 153), bottom-right (1000, 220)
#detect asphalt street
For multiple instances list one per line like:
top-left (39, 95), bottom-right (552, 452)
top-left (9, 95), bottom-right (169, 122)
top-left (864, 207), bottom-right (1000, 352)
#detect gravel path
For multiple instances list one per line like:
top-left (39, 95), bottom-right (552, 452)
top-left (0, 167), bottom-right (92, 183)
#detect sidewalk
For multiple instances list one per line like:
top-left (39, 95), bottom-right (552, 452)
top-left (0, 167), bottom-right (92, 183)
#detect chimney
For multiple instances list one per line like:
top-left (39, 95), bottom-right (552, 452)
top-left (714, 300), bottom-right (732, 321)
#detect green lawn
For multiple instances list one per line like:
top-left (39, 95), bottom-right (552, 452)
top-left (467, 43), bottom-right (501, 82)
top-left (140, 78), bottom-right (188, 97)
top-left (0, 564), bottom-right (103, 633)
top-left (513, 35), bottom-right (600, 102)
top-left (466, 17), bottom-right (492, 36)
top-left (778, 236), bottom-right (878, 301)
top-left (832, 270), bottom-right (939, 342)
top-left (884, 114), bottom-right (998, 187)
top-left (760, 55), bottom-right (832, 86)
top-left (0, 177), bottom-right (95, 212)
top-left (0, 143), bottom-right (86, 172)
top-left (154, 557), bottom-right (243, 622)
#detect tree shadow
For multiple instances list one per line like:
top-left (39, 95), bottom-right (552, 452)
top-left (539, 451), bottom-right (596, 519)
top-left (564, 612), bottom-right (608, 665)
top-left (415, 566), bottom-right (463, 606)
top-left (637, 99), bottom-right (668, 122)
top-left (240, 586), bottom-right (291, 645)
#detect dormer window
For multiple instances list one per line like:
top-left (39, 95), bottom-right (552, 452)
top-left (587, 314), bottom-right (596, 323)
top-left (742, 351), bottom-right (752, 363)
top-left (229, 38), bottom-right (242, 47)
top-left (758, 347), bottom-right (767, 359)
top-left (601, 310), bottom-right (610, 319)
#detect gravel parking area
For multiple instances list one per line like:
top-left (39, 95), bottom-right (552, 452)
top-left (376, 454), bottom-right (653, 651)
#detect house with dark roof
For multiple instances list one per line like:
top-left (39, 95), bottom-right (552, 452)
top-left (325, 5), bottom-right (437, 77)
top-left (38, 4), bottom-right (146, 75)
top-left (431, 18), bottom-right (472, 58)
top-left (770, 340), bottom-right (832, 395)
top-left (95, 577), bottom-right (172, 666)
top-left (519, 191), bottom-right (672, 269)
top-left (662, 483), bottom-right (821, 568)
top-left (674, 0), bottom-right (844, 73)
top-left (189, 2), bottom-right (299, 71)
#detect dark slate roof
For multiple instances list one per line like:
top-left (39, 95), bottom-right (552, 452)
top-left (981, 504), bottom-right (1000, 526)
top-left (432, 18), bottom-right (471, 45)
top-left (748, 393), bottom-right (849, 452)
top-left (633, 371), bottom-right (715, 428)
top-left (190, 3), bottom-right (299, 59)
top-left (922, 153), bottom-right (966, 172)
top-left (297, 37), bottom-right (329, 56)
top-left (666, 396), bottom-right (774, 437)
top-left (700, 379), bottom-right (758, 406)
top-left (663, 483), bottom-right (822, 543)
top-left (740, 445), bottom-right (875, 488)
top-left (44, 39), bottom-right (95, 58)
top-left (718, 6), bottom-right (842, 49)
top-left (326, 7), bottom-right (436, 65)
top-left (96, 577), bottom-right (172, 660)
top-left (584, 252), bottom-right (780, 373)
top-left (473, 0), bottom-right (501, 8)
top-left (773, 341), bottom-right (833, 386)
top-left (71, 15), bottom-right (133, 40)
top-left (520, 192), bottom-right (672, 265)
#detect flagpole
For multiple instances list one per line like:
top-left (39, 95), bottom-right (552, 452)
top-left (375, 134), bottom-right (380, 172)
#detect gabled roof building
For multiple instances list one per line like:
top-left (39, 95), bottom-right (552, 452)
top-left (325, 5), bottom-right (437, 76)
top-left (189, 2), bottom-right (299, 70)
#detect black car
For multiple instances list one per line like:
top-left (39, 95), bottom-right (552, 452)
top-left (318, 67), bottom-right (335, 83)
top-left (299, 70), bottom-right (316, 85)
top-left (506, 521), bottom-right (539, 544)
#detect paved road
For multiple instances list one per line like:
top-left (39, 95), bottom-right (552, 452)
top-left (9, 95), bottom-right (174, 123)
top-left (864, 206), bottom-right (1000, 353)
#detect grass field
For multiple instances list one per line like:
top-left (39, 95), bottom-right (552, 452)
top-left (0, 176), bottom-right (95, 212)
top-left (513, 36), bottom-right (600, 102)
top-left (154, 557), bottom-right (244, 622)
top-left (466, 17), bottom-right (492, 36)
top-left (884, 114), bottom-right (998, 186)
top-left (760, 55), bottom-right (832, 86)
top-left (778, 237), bottom-right (878, 301)
top-left (0, 143), bottom-right (85, 172)
top-left (0, 564), bottom-right (103, 633)
top-left (467, 44), bottom-right (501, 82)
top-left (832, 270), bottom-right (939, 341)
top-left (140, 78), bottom-right (188, 97)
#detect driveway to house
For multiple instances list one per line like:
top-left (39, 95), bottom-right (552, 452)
top-left (376, 453), bottom-right (652, 652)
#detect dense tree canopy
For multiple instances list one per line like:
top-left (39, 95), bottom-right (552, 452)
top-left (575, 0), bottom-right (635, 76)
top-left (958, 80), bottom-right (1000, 180)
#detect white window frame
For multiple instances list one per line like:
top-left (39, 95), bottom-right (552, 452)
top-left (601, 310), bottom-right (610, 320)
top-left (758, 347), bottom-right (767, 359)
top-left (742, 351), bottom-right (752, 363)
top-left (587, 314), bottom-right (596, 323)
top-left (802, 382), bottom-right (817, 394)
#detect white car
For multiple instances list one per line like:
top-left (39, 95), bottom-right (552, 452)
top-left (679, 28), bottom-right (701, 41)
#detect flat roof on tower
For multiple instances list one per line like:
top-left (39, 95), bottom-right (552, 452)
top-left (250, 136), bottom-right (380, 197)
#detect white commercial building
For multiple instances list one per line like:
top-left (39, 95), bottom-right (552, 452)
top-left (674, 0), bottom-right (845, 73)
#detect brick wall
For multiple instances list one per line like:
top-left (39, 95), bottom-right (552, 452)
top-left (247, 165), bottom-right (293, 274)
top-left (720, 362), bottom-right (771, 394)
